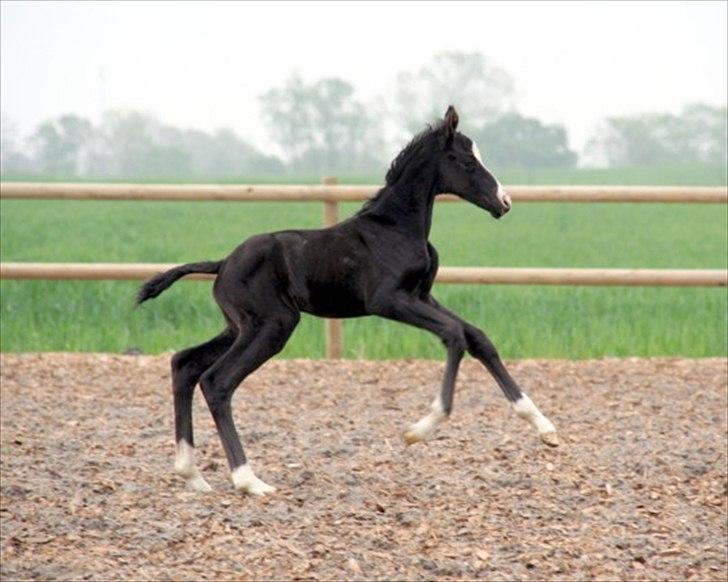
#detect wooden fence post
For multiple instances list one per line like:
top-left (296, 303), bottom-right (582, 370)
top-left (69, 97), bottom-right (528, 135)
top-left (322, 176), bottom-right (343, 359)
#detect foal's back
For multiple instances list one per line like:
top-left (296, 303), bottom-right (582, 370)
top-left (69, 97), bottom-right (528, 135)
top-left (215, 219), bottom-right (373, 320)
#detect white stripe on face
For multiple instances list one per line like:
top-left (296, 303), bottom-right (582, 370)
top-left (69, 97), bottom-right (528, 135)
top-left (473, 140), bottom-right (510, 209)
top-left (471, 141), bottom-right (484, 165)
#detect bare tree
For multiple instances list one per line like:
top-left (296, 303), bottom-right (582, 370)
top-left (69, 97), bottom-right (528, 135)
top-left (259, 74), bottom-right (314, 172)
top-left (585, 103), bottom-right (727, 167)
top-left (392, 51), bottom-right (515, 138)
top-left (259, 74), bottom-right (383, 174)
top-left (28, 114), bottom-right (93, 176)
top-left (474, 112), bottom-right (577, 169)
top-left (1, 112), bottom-right (32, 176)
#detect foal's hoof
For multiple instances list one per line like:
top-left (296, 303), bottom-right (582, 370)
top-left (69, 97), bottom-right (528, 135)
top-left (187, 474), bottom-right (213, 493)
top-left (540, 431), bottom-right (560, 447)
top-left (231, 464), bottom-right (277, 496)
top-left (403, 425), bottom-right (427, 445)
top-left (238, 481), bottom-right (277, 497)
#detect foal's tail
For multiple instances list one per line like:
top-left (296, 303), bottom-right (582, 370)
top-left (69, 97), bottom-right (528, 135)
top-left (136, 260), bottom-right (222, 305)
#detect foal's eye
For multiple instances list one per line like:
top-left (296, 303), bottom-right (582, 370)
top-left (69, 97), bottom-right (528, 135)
top-left (447, 153), bottom-right (457, 161)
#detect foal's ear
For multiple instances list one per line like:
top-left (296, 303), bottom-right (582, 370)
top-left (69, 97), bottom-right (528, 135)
top-left (444, 105), bottom-right (459, 144)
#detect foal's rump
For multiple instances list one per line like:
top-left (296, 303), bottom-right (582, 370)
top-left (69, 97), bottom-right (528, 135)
top-left (211, 233), bottom-right (303, 322)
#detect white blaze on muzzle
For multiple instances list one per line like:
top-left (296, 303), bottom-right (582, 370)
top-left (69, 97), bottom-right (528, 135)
top-left (497, 181), bottom-right (511, 209)
top-left (472, 140), bottom-right (511, 210)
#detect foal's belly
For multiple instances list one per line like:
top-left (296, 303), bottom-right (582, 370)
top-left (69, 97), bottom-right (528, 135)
top-left (299, 278), bottom-right (369, 318)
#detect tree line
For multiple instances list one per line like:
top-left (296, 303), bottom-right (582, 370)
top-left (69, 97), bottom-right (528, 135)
top-left (1, 51), bottom-right (725, 179)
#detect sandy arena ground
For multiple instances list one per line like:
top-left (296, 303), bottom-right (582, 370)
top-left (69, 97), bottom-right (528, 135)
top-left (1, 354), bottom-right (726, 580)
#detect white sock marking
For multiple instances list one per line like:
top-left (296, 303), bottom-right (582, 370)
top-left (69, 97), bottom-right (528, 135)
top-left (174, 439), bottom-right (212, 492)
top-left (404, 395), bottom-right (448, 443)
top-left (231, 463), bottom-right (276, 496)
top-left (513, 393), bottom-right (556, 435)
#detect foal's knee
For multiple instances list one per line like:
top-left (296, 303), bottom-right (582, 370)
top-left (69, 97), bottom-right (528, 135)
top-left (443, 322), bottom-right (467, 354)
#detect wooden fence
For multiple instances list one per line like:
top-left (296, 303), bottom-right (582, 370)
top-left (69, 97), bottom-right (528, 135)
top-left (1, 262), bottom-right (726, 287)
top-left (2, 182), bottom-right (727, 203)
top-left (1, 181), bottom-right (726, 358)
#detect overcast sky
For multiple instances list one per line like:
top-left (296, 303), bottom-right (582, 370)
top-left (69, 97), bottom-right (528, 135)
top-left (2, 0), bottom-right (726, 156)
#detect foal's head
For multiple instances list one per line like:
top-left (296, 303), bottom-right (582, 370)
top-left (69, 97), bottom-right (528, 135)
top-left (436, 106), bottom-right (511, 218)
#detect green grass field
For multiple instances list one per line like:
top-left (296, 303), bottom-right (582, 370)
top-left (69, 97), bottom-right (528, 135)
top-left (1, 165), bottom-right (726, 358)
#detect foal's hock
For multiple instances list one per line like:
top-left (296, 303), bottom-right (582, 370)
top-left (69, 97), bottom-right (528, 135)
top-left (137, 106), bottom-right (558, 496)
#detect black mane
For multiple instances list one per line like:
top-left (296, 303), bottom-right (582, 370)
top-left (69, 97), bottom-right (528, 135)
top-left (358, 120), bottom-right (446, 214)
top-left (385, 120), bottom-right (446, 186)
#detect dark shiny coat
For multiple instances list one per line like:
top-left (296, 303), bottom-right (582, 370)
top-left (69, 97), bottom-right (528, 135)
top-left (138, 106), bottom-right (525, 473)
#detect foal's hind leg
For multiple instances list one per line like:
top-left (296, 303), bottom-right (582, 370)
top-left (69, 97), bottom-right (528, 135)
top-left (403, 336), bottom-right (464, 445)
top-left (171, 329), bottom-right (235, 491)
top-left (200, 312), bottom-right (299, 495)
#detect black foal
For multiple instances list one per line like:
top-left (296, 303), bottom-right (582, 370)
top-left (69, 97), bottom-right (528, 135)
top-left (138, 106), bottom-right (558, 495)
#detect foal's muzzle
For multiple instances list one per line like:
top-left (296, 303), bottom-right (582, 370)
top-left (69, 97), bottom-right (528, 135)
top-left (495, 185), bottom-right (511, 217)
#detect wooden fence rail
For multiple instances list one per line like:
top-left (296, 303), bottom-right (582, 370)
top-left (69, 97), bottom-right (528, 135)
top-left (2, 181), bottom-right (726, 357)
top-left (2, 263), bottom-right (726, 287)
top-left (1, 182), bottom-right (727, 203)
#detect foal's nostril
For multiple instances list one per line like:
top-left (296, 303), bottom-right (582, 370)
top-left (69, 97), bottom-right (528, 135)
top-left (501, 193), bottom-right (512, 212)
top-left (495, 183), bottom-right (511, 212)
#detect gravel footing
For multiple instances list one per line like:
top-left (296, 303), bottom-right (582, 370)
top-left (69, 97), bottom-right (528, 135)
top-left (1, 354), bottom-right (726, 580)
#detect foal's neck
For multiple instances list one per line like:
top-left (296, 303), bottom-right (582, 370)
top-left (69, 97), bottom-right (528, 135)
top-left (365, 167), bottom-right (438, 239)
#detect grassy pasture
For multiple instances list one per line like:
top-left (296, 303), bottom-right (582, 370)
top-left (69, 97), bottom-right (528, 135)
top-left (1, 165), bottom-right (726, 358)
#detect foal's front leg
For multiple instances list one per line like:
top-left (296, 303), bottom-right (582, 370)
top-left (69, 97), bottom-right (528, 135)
top-left (463, 323), bottom-right (559, 446)
top-left (428, 296), bottom-right (558, 447)
top-left (371, 292), bottom-right (467, 444)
